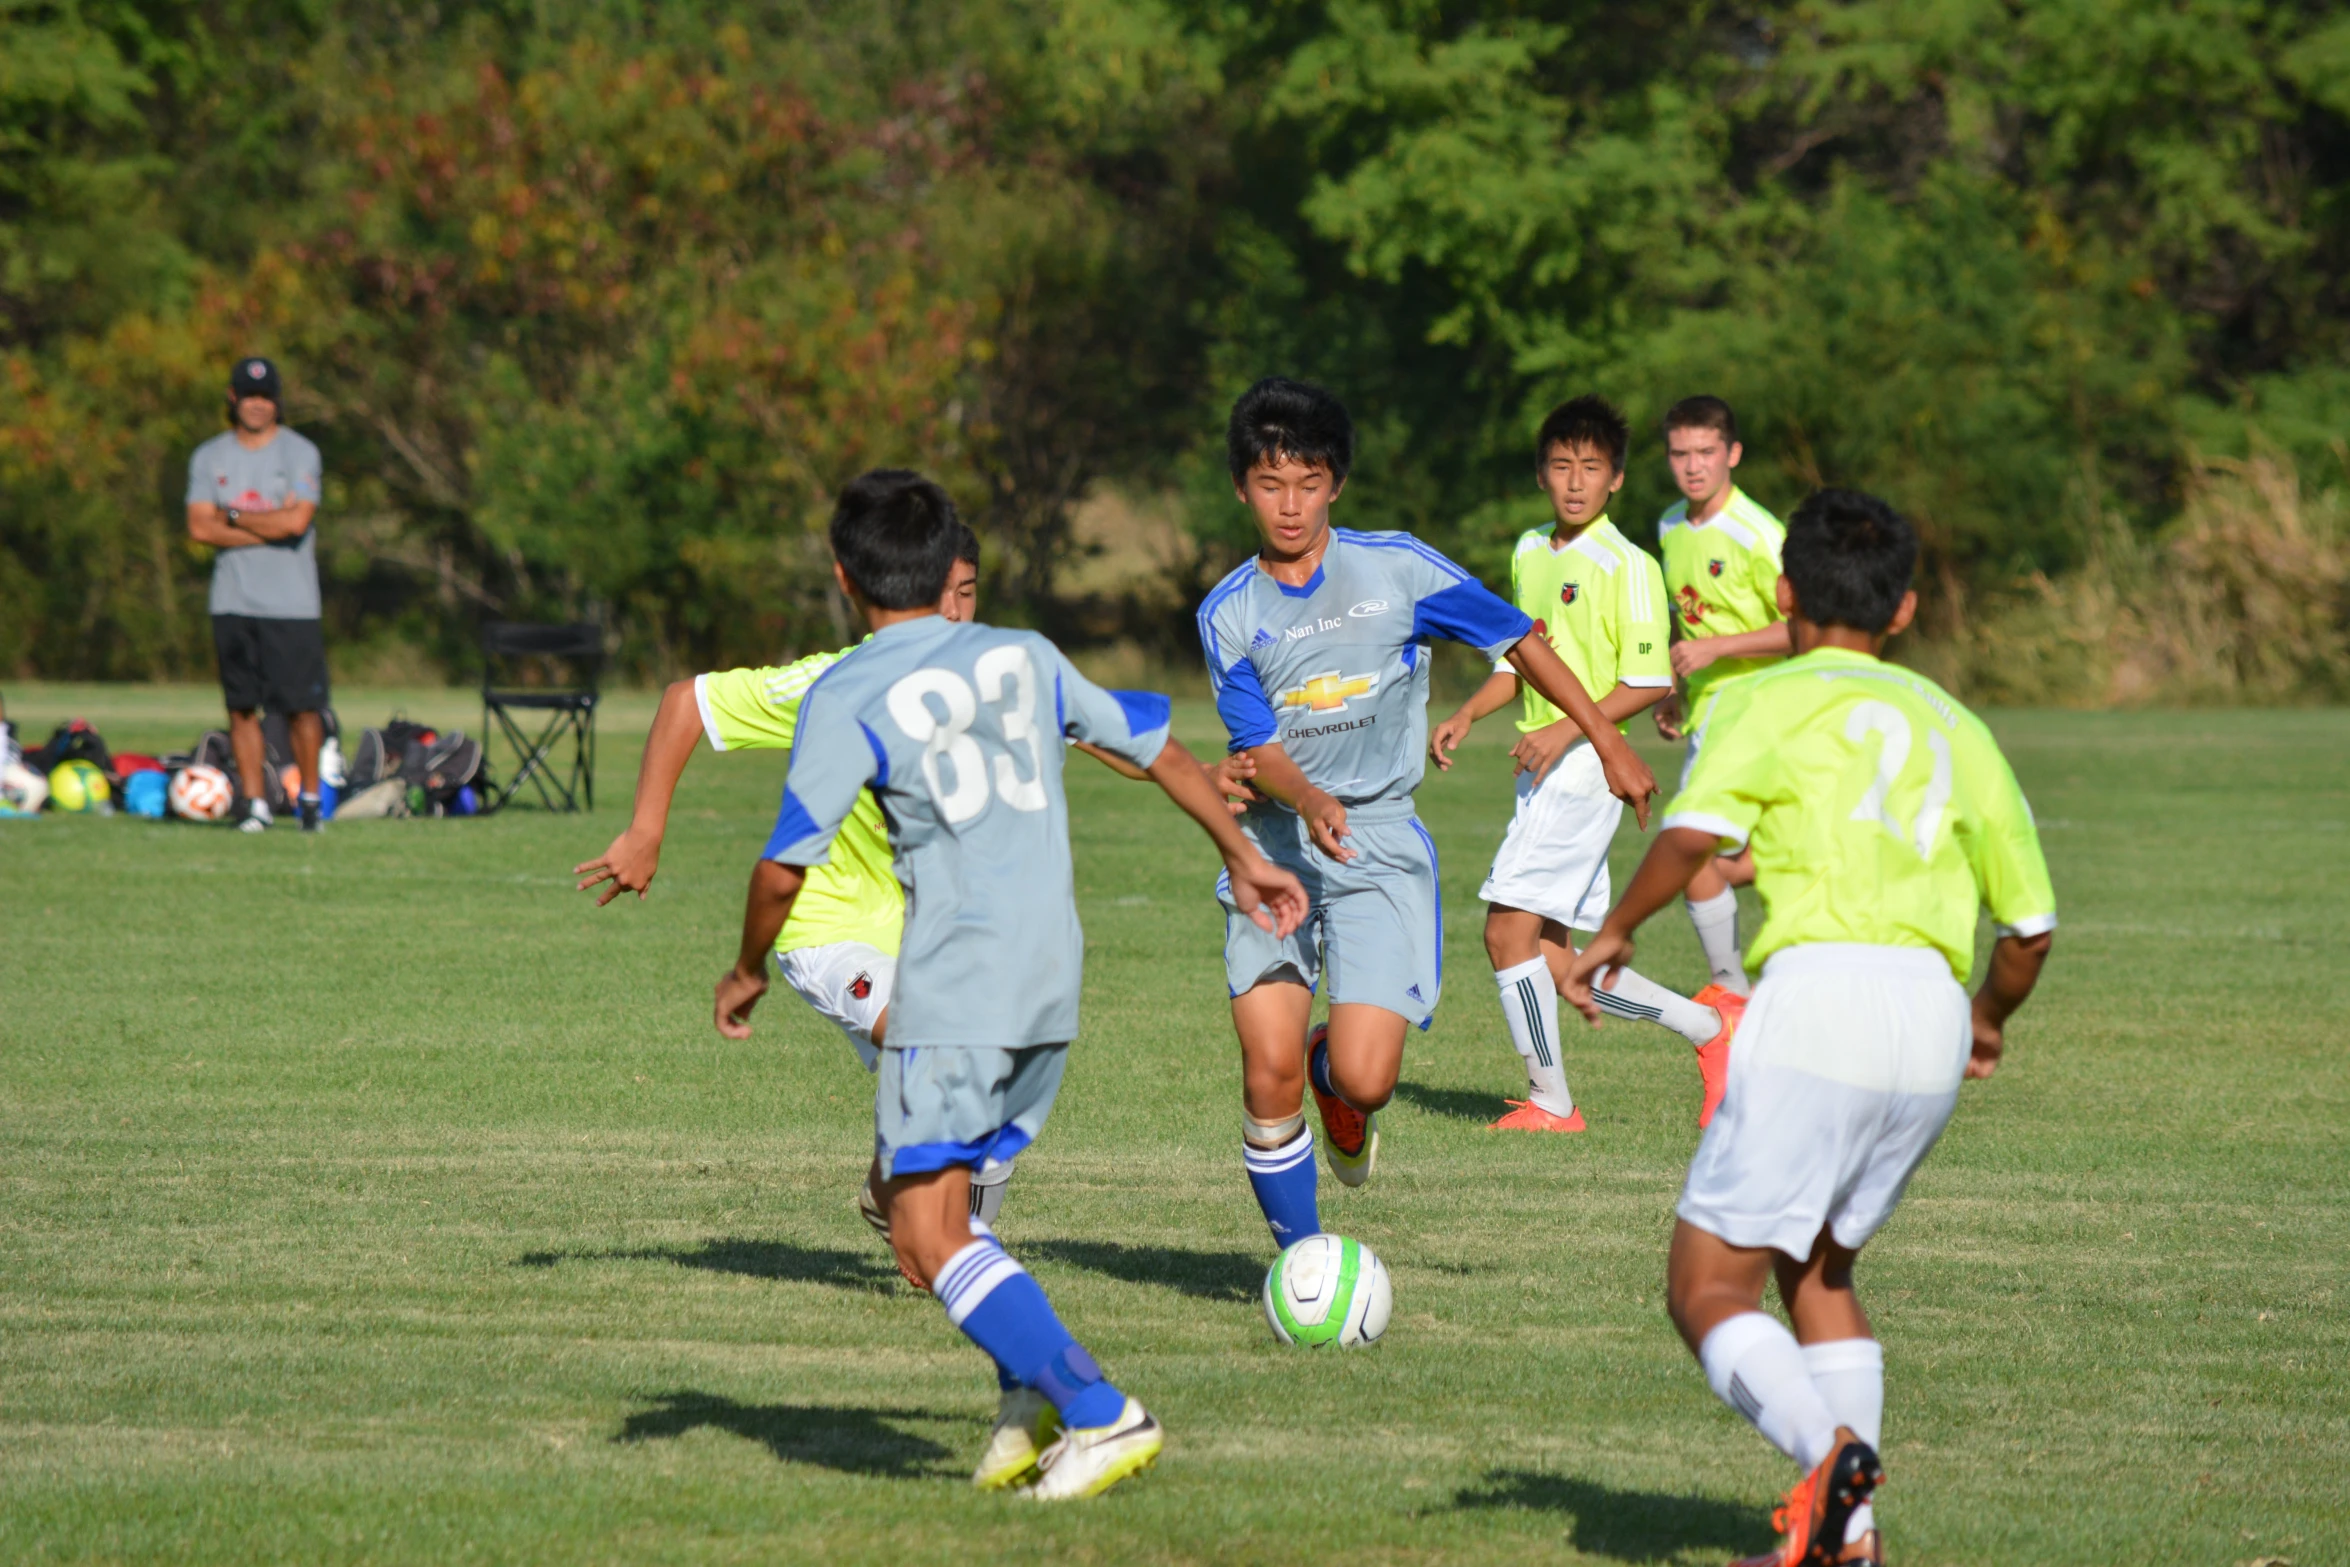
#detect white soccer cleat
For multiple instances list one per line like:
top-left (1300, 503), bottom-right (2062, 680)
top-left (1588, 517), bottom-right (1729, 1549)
top-left (1023, 1396), bottom-right (1163, 1501)
top-left (971, 1387), bottom-right (1059, 1490)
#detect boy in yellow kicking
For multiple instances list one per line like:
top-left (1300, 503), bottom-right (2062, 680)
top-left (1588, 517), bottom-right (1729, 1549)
top-left (1431, 397), bottom-right (1741, 1132)
top-left (1654, 395), bottom-right (1790, 997)
top-left (1566, 488), bottom-right (2055, 1566)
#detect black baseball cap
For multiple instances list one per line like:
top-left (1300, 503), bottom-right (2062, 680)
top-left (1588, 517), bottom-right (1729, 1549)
top-left (229, 356), bottom-right (281, 402)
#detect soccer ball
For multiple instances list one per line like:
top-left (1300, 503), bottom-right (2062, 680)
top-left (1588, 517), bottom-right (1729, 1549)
top-left (1263, 1234), bottom-right (1392, 1347)
top-left (49, 758), bottom-right (112, 813)
top-left (0, 761), bottom-right (47, 815)
top-left (168, 765), bottom-right (235, 822)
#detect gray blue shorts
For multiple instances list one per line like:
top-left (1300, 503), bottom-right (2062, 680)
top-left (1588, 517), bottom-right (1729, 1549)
top-left (1217, 804), bottom-right (1443, 1029)
top-left (874, 1043), bottom-right (1067, 1180)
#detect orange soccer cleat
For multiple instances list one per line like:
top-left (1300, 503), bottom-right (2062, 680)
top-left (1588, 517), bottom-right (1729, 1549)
top-left (1306, 1023), bottom-right (1378, 1186)
top-left (1691, 984), bottom-right (1748, 1130)
top-left (1486, 1099), bottom-right (1587, 1133)
top-left (1729, 1428), bottom-right (1883, 1567)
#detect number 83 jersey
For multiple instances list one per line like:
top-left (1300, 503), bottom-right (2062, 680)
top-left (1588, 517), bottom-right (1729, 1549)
top-left (1663, 647), bottom-right (2057, 982)
top-left (763, 618), bottom-right (1173, 1049)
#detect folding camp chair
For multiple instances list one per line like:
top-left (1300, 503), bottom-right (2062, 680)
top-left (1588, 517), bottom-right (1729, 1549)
top-left (481, 622), bottom-right (602, 812)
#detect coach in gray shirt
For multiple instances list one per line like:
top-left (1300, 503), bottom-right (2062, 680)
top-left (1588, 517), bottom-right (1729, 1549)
top-left (185, 356), bottom-right (327, 832)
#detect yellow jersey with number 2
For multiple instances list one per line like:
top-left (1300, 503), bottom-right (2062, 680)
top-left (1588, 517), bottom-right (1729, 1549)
top-left (1663, 647), bottom-right (2056, 982)
top-left (1658, 486), bottom-right (1786, 725)
top-left (694, 653), bottom-right (904, 957)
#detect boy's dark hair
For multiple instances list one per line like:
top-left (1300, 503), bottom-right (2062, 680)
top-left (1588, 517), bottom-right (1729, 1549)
top-left (1226, 376), bottom-right (1355, 484)
top-left (952, 522), bottom-right (980, 567)
top-left (1782, 488), bottom-right (1917, 633)
top-left (829, 469), bottom-right (961, 610)
top-left (1534, 394), bottom-right (1631, 475)
top-left (1662, 395), bottom-right (1739, 446)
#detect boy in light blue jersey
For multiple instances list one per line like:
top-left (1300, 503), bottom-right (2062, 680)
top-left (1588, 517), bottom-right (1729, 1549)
top-left (1197, 378), bottom-right (1658, 1248)
top-left (716, 470), bottom-right (1306, 1500)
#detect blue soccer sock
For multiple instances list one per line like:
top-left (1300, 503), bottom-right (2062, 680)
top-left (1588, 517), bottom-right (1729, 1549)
top-left (1242, 1119), bottom-right (1319, 1247)
top-left (1308, 1035), bottom-right (1337, 1099)
top-left (935, 1236), bottom-right (1125, 1429)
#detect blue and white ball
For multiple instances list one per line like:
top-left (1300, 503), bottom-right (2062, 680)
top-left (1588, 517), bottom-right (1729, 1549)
top-left (1263, 1234), bottom-right (1392, 1347)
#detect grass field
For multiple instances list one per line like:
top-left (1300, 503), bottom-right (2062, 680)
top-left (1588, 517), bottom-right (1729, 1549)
top-left (2, 684), bottom-right (2344, 1565)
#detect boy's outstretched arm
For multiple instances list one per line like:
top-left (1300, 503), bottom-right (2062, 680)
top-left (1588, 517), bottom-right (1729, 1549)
top-left (1560, 825), bottom-right (1719, 1020)
top-left (575, 679), bottom-right (703, 903)
top-left (1504, 633), bottom-right (1659, 823)
top-left (1145, 737), bottom-right (1310, 938)
top-left (715, 859), bottom-right (806, 1038)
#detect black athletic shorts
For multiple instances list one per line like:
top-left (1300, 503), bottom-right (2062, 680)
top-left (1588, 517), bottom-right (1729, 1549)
top-left (212, 615), bottom-right (329, 715)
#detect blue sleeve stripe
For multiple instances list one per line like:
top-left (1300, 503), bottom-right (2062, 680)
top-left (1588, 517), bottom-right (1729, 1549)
top-left (1215, 658), bottom-right (1278, 751)
top-left (762, 787), bottom-right (823, 861)
top-left (1412, 579), bottom-right (1534, 654)
top-left (1195, 564), bottom-right (1258, 694)
top-left (857, 721), bottom-right (889, 788)
top-left (1110, 689), bottom-right (1172, 743)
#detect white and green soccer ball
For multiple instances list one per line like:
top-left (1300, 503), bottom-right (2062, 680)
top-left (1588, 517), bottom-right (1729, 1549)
top-left (1263, 1233), bottom-right (1391, 1347)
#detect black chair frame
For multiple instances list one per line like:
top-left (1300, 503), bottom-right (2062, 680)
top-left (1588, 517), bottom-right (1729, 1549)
top-left (481, 621), bottom-right (602, 813)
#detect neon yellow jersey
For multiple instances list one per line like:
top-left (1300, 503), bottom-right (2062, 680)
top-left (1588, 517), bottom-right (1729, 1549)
top-left (1495, 516), bottom-right (1672, 733)
top-left (1663, 647), bottom-right (2057, 981)
top-left (694, 653), bottom-right (904, 958)
top-left (1658, 486), bottom-right (1787, 724)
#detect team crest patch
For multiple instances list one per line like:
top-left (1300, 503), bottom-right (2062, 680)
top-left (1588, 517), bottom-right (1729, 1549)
top-left (1560, 582), bottom-right (1580, 607)
top-left (1707, 558), bottom-right (1726, 577)
top-left (848, 972), bottom-right (873, 1000)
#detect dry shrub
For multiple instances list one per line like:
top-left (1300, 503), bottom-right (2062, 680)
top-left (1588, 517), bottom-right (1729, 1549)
top-left (1945, 451), bottom-right (2350, 706)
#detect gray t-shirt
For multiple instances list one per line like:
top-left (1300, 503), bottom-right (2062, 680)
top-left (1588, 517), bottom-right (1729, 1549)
top-left (186, 428), bottom-right (323, 619)
top-left (763, 617), bottom-right (1174, 1049)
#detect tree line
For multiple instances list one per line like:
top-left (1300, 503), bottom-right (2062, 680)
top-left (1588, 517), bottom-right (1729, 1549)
top-left (3, 1), bottom-right (2345, 698)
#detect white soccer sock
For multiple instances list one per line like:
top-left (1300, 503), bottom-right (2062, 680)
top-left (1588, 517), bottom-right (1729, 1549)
top-left (1686, 889), bottom-right (1748, 994)
top-left (1698, 1312), bottom-right (1841, 1470)
top-left (1804, 1338), bottom-right (1884, 1542)
top-left (1493, 958), bottom-right (1572, 1115)
top-left (1590, 964), bottom-right (1722, 1047)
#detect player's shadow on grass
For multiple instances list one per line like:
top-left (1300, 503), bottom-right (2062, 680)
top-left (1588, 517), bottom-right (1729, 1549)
top-left (515, 1238), bottom-right (900, 1293)
top-left (1025, 1238), bottom-right (1261, 1302)
top-left (616, 1391), bottom-right (960, 1479)
top-left (1454, 1470), bottom-right (1767, 1562)
top-left (1392, 1080), bottom-right (1503, 1123)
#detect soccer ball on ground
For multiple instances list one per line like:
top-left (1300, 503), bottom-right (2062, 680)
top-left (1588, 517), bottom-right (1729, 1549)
top-left (49, 758), bottom-right (112, 814)
top-left (0, 761), bottom-right (48, 815)
top-left (168, 765), bottom-right (236, 823)
top-left (1263, 1233), bottom-right (1392, 1347)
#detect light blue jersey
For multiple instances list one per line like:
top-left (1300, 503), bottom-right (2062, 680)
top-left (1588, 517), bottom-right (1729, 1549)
top-left (763, 617), bottom-right (1173, 1050)
top-left (1197, 528), bottom-right (1533, 814)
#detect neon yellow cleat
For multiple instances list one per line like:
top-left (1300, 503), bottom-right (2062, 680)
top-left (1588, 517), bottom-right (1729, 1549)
top-left (1023, 1397), bottom-right (1163, 1501)
top-left (972, 1387), bottom-right (1059, 1490)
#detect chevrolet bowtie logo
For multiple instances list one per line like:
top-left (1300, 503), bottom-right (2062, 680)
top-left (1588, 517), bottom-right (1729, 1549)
top-left (1277, 671), bottom-right (1377, 712)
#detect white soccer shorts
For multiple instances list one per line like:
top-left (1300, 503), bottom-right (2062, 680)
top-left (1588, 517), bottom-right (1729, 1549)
top-left (1677, 943), bottom-right (1971, 1259)
top-left (775, 940), bottom-right (896, 1071)
top-left (1477, 742), bottom-right (1620, 930)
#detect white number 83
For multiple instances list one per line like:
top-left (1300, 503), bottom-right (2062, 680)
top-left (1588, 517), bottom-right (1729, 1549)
top-left (886, 646), bottom-right (1051, 823)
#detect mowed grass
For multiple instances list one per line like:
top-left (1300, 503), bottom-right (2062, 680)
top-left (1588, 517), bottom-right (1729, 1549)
top-left (1, 683), bottom-right (2344, 1566)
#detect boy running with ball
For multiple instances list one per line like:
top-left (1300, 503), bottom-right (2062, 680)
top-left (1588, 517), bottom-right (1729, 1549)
top-left (1655, 396), bottom-right (1791, 996)
top-left (1197, 378), bottom-right (1655, 1247)
top-left (1430, 397), bottom-right (1742, 1131)
top-left (1565, 489), bottom-right (2055, 1565)
top-left (718, 469), bottom-right (1307, 1498)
